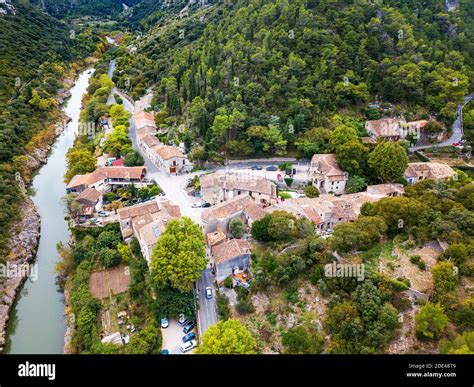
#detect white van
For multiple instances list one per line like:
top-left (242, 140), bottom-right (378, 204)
top-left (180, 340), bottom-right (197, 353)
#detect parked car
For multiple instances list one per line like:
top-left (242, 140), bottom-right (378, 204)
top-left (162, 349), bottom-right (169, 355)
top-left (266, 165), bottom-right (278, 171)
top-left (201, 202), bottom-right (211, 208)
top-left (97, 211), bottom-right (109, 217)
top-left (183, 321), bottom-right (195, 334)
top-left (178, 314), bottom-right (187, 326)
top-left (180, 340), bottom-right (197, 353)
top-left (191, 202), bottom-right (202, 208)
top-left (182, 332), bottom-right (196, 342)
top-left (205, 286), bottom-right (213, 299)
top-left (89, 218), bottom-right (101, 224)
top-left (250, 165), bottom-right (263, 170)
top-left (161, 317), bottom-right (169, 329)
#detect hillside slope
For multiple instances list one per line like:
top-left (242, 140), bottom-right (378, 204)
top-left (113, 0), bottom-right (474, 160)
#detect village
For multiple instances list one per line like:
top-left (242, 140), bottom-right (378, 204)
top-left (61, 86), bottom-right (466, 354)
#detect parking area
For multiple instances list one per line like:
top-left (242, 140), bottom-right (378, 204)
top-left (161, 319), bottom-right (196, 354)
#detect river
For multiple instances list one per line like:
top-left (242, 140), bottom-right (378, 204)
top-left (4, 68), bottom-right (94, 354)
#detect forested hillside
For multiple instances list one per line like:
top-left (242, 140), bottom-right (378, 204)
top-left (112, 0), bottom-right (473, 161)
top-left (28, 0), bottom-right (142, 19)
top-left (0, 0), bottom-right (98, 257)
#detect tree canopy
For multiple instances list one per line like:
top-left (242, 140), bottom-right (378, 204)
top-left (150, 217), bottom-right (207, 292)
top-left (197, 319), bottom-right (257, 354)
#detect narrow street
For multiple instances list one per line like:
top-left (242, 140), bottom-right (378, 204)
top-left (196, 269), bottom-right (218, 338)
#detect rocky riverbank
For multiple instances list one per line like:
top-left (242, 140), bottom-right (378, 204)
top-left (0, 85), bottom-right (73, 353)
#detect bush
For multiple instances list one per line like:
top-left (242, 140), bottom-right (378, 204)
top-left (279, 191), bottom-right (292, 200)
top-left (236, 299), bottom-right (255, 315)
top-left (229, 218), bottom-right (245, 239)
top-left (96, 230), bottom-right (122, 250)
top-left (251, 215), bottom-right (271, 242)
top-left (98, 248), bottom-right (121, 268)
top-left (282, 325), bottom-right (324, 354)
top-left (223, 276), bottom-right (233, 289)
top-left (410, 255), bottom-right (426, 271)
top-left (216, 294), bottom-right (231, 321)
top-left (124, 149), bottom-right (144, 166)
top-left (304, 183), bottom-right (320, 198)
top-left (415, 302), bottom-right (449, 340)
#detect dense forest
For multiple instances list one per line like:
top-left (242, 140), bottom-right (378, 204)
top-left (0, 0), bottom-right (98, 258)
top-left (28, 0), bottom-right (142, 19)
top-left (112, 0), bottom-right (474, 162)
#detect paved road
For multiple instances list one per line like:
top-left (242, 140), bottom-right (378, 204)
top-left (196, 269), bottom-right (218, 338)
top-left (410, 93), bottom-right (473, 151)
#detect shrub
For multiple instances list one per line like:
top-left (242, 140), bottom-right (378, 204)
top-left (223, 276), bottom-right (233, 289)
top-left (236, 299), bottom-right (255, 315)
top-left (229, 218), bottom-right (245, 239)
top-left (98, 248), bottom-right (121, 268)
top-left (304, 183), bottom-right (320, 198)
top-left (216, 294), bottom-right (231, 321)
top-left (415, 302), bottom-right (449, 340)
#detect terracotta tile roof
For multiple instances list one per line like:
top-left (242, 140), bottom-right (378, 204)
top-left (135, 94), bottom-right (153, 112)
top-left (153, 145), bottom-right (185, 160)
top-left (75, 187), bottom-right (101, 204)
top-left (118, 198), bottom-right (181, 224)
top-left (407, 120), bottom-right (429, 131)
top-left (270, 183), bottom-right (404, 226)
top-left (404, 162), bottom-right (455, 180)
top-left (310, 154), bottom-right (345, 178)
top-left (243, 202), bottom-right (266, 221)
top-left (206, 231), bottom-right (227, 247)
top-left (118, 201), bottom-right (160, 221)
top-left (137, 125), bottom-right (158, 139)
top-left (200, 172), bottom-right (276, 197)
top-left (202, 195), bottom-right (258, 222)
top-left (137, 215), bottom-right (169, 246)
top-left (365, 118), bottom-right (404, 138)
top-left (67, 166), bottom-right (146, 189)
top-left (366, 184), bottom-right (404, 197)
top-left (142, 134), bottom-right (161, 148)
top-left (134, 110), bottom-right (156, 129)
top-left (301, 206), bottom-right (323, 224)
top-left (211, 239), bottom-right (250, 265)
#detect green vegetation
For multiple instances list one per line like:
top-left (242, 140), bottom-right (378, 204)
top-left (282, 325), bottom-right (324, 354)
top-left (439, 331), bottom-right (474, 354)
top-left (114, 0), bottom-right (473, 164)
top-left (304, 183), bottom-right (320, 198)
top-left (415, 302), bottom-right (449, 340)
top-left (0, 1), bottom-right (99, 258)
top-left (58, 224), bottom-right (162, 354)
top-left (150, 217), bottom-right (207, 292)
top-left (229, 218), bottom-right (245, 239)
top-left (197, 319), bottom-right (257, 354)
top-left (216, 293), bottom-right (231, 321)
top-left (324, 281), bottom-right (399, 354)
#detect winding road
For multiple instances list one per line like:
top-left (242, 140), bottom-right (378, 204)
top-left (409, 93), bottom-right (473, 152)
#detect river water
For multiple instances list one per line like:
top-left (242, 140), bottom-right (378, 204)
top-left (4, 68), bottom-right (93, 354)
